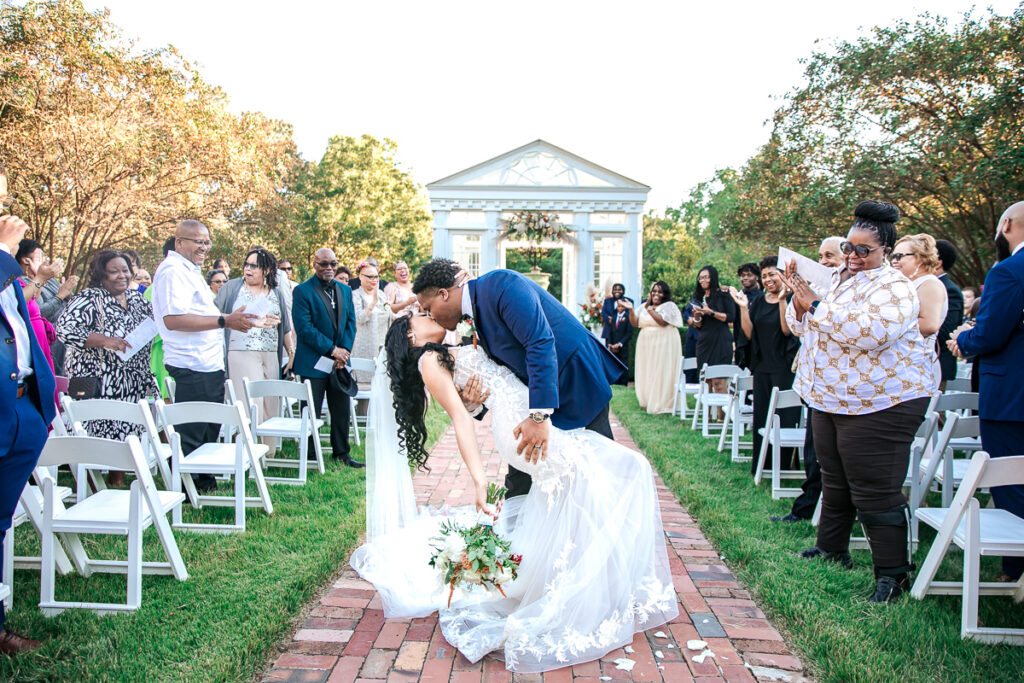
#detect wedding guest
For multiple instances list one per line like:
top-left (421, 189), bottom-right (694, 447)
top-left (628, 281), bottom-right (683, 414)
top-left (278, 259), bottom-right (297, 291)
top-left (892, 234), bottom-right (948, 386)
top-left (682, 301), bottom-right (700, 383)
top-left (818, 236), bottom-right (845, 268)
top-left (933, 239), bottom-right (964, 387)
top-left (291, 248), bottom-right (361, 467)
top-left (334, 265), bottom-right (351, 286)
top-left (734, 262), bottom-right (762, 369)
top-left (57, 250), bottom-right (160, 487)
top-left (14, 238), bottom-right (75, 374)
top-left (949, 200), bottom-right (1024, 583)
top-left (785, 201), bottom-right (934, 603)
top-left (349, 256), bottom-right (389, 291)
top-left (600, 283), bottom-right (632, 343)
top-left (14, 240), bottom-right (58, 373)
top-left (384, 260), bottom-right (418, 317)
top-left (215, 247), bottom-right (294, 455)
top-left (206, 268), bottom-right (227, 295)
top-left (351, 261), bottom-right (389, 383)
top-left (691, 265), bottom-right (735, 396)
top-left (212, 257), bottom-right (231, 278)
top-left (154, 220), bottom-right (256, 492)
top-left (132, 268), bottom-right (152, 292)
top-left (605, 297), bottom-right (633, 385)
top-left (962, 286), bottom-right (978, 320)
top-left (728, 256), bottom-right (800, 476)
top-left (0, 215), bottom-right (56, 655)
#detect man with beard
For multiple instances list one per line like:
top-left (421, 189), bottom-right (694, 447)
top-left (949, 201), bottom-right (1024, 581)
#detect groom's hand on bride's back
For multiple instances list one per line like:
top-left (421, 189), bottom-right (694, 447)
top-left (514, 419), bottom-right (549, 464)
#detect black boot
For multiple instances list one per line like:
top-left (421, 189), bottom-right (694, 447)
top-left (868, 567), bottom-right (911, 603)
top-left (799, 546), bottom-right (853, 569)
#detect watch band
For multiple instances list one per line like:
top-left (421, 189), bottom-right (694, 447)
top-left (217, 314), bottom-right (226, 329)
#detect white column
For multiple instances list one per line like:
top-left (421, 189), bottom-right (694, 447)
top-left (431, 210), bottom-right (450, 258)
top-left (574, 211), bottom-right (593, 307)
top-left (625, 212), bottom-right (642, 301)
top-left (482, 210), bottom-right (500, 273)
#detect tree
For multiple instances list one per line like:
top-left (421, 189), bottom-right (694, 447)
top-left (0, 0), bottom-right (300, 275)
top-left (292, 135), bottom-right (433, 270)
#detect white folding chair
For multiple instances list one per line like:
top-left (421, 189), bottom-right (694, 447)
top-left (917, 414), bottom-right (981, 508)
top-left (912, 451), bottom-right (1024, 645)
top-left (243, 377), bottom-right (325, 484)
top-left (691, 364), bottom-right (744, 437)
top-left (955, 361), bottom-right (973, 379)
top-left (156, 400), bottom-right (273, 534)
top-left (943, 378), bottom-right (972, 394)
top-left (753, 388), bottom-right (806, 498)
top-left (348, 357), bottom-right (375, 445)
top-left (672, 357), bottom-right (700, 421)
top-left (164, 376), bottom-right (176, 402)
top-left (36, 435), bottom-right (188, 615)
top-left (61, 396), bottom-right (174, 495)
top-left (718, 374), bottom-right (754, 462)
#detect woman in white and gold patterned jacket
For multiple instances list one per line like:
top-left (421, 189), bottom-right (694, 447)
top-left (783, 200), bottom-right (936, 604)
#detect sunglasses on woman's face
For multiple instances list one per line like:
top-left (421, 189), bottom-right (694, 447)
top-left (841, 241), bottom-right (885, 258)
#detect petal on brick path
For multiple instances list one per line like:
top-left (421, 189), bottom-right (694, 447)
top-left (264, 412), bottom-right (812, 682)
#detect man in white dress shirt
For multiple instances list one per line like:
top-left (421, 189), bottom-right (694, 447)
top-left (152, 220), bottom-right (255, 491)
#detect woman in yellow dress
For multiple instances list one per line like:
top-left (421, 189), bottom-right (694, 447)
top-left (626, 280), bottom-right (683, 414)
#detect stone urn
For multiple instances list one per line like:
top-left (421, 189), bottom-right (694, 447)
top-left (522, 265), bottom-right (551, 291)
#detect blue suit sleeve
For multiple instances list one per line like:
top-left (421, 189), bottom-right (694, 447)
top-left (341, 286), bottom-right (356, 352)
top-left (293, 287), bottom-right (335, 357)
top-left (495, 279), bottom-right (558, 410)
top-left (958, 264), bottom-right (1024, 358)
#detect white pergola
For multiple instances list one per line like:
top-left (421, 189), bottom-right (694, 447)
top-left (426, 140), bottom-right (649, 308)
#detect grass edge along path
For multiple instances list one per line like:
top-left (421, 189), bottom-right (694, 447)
top-left (0, 404), bottom-right (450, 683)
top-left (610, 386), bottom-right (1024, 683)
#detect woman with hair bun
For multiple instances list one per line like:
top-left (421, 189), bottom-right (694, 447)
top-left (783, 200), bottom-right (936, 603)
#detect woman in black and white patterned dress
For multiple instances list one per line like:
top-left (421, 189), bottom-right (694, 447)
top-left (57, 251), bottom-right (159, 483)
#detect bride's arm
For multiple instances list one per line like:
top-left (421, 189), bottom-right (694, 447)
top-left (420, 353), bottom-right (489, 513)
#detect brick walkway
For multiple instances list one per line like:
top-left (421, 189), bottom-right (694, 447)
top-left (263, 414), bottom-right (811, 683)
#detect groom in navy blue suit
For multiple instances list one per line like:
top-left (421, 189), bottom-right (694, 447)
top-left (413, 259), bottom-right (626, 498)
top-left (0, 215), bottom-right (56, 653)
top-left (951, 200), bottom-right (1024, 580)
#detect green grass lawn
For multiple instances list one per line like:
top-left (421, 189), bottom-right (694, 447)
top-left (1, 404), bottom-right (450, 682)
top-left (611, 387), bottom-right (1024, 683)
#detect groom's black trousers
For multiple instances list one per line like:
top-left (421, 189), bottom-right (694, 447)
top-left (504, 404), bottom-right (614, 498)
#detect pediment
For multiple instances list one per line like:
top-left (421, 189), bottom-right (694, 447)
top-left (428, 140), bottom-right (649, 191)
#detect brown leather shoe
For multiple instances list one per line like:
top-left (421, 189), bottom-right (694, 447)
top-left (0, 629), bottom-right (42, 655)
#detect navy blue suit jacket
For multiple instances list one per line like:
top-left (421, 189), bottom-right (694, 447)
top-left (467, 270), bottom-right (626, 430)
top-left (957, 248), bottom-right (1024, 422)
top-left (291, 276), bottom-right (357, 379)
top-left (0, 250), bottom-right (57, 450)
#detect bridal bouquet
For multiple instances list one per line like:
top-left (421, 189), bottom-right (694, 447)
top-left (429, 483), bottom-right (522, 606)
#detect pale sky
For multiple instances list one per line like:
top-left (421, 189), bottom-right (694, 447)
top-left (86, 0), bottom-right (1020, 213)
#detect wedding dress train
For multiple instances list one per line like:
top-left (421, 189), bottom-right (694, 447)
top-left (349, 346), bottom-right (677, 673)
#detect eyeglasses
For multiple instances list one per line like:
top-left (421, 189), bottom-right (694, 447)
top-left (890, 252), bottom-right (912, 262)
top-left (177, 236), bottom-right (213, 248)
top-left (212, 278), bottom-right (227, 285)
top-left (840, 241), bottom-right (885, 258)
top-left (362, 274), bottom-right (380, 280)
top-left (316, 261), bottom-right (338, 268)
top-left (243, 261), bottom-right (260, 269)
top-left (281, 266), bottom-right (293, 272)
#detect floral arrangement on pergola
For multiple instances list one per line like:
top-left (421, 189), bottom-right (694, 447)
top-left (499, 211), bottom-right (576, 243)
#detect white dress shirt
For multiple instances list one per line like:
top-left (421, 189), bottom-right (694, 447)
top-left (0, 242), bottom-right (34, 380)
top-left (152, 250), bottom-right (224, 372)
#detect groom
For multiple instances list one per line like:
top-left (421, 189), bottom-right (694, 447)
top-left (414, 259), bottom-right (627, 498)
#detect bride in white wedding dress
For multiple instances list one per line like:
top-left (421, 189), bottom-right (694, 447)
top-left (349, 314), bottom-right (677, 673)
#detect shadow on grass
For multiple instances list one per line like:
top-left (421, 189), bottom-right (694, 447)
top-left (1, 404), bottom-right (450, 682)
top-left (611, 387), bottom-right (1024, 683)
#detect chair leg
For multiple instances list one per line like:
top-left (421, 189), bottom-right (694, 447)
top-left (40, 517), bottom-right (55, 614)
top-left (234, 464), bottom-right (246, 531)
top-left (127, 484), bottom-right (143, 610)
top-left (717, 402), bottom-right (731, 452)
top-left (962, 499), bottom-right (981, 639)
top-left (3, 525), bottom-right (13, 611)
top-left (297, 430), bottom-right (308, 484)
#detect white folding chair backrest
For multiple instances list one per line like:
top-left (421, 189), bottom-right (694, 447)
top-left (244, 377), bottom-right (315, 407)
top-left (702, 364), bottom-right (743, 381)
top-left (933, 392), bottom-right (978, 416)
top-left (159, 400), bottom-right (252, 443)
top-left (349, 358), bottom-right (375, 375)
top-left (943, 378), bottom-right (972, 393)
top-left (683, 357), bottom-right (697, 372)
top-left (164, 376), bottom-right (176, 402)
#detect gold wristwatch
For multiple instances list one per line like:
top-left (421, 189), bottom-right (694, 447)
top-left (529, 412), bottom-right (550, 424)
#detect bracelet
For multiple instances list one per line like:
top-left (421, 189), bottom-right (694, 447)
top-left (24, 278), bottom-right (42, 288)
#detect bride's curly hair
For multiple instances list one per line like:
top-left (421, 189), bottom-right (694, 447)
top-left (384, 315), bottom-right (454, 471)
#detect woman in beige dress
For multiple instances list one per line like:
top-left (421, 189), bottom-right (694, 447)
top-left (351, 262), bottom-right (390, 383)
top-left (383, 260), bottom-right (418, 317)
top-left (625, 281), bottom-right (683, 414)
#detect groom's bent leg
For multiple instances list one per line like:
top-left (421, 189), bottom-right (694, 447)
top-left (585, 403), bottom-right (613, 440)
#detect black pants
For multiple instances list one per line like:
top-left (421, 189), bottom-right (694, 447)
top-left (979, 419), bottom-right (1024, 579)
top-left (307, 375), bottom-right (351, 460)
top-left (813, 397), bottom-right (928, 569)
top-left (750, 369), bottom-right (797, 476)
top-left (610, 344), bottom-right (630, 385)
top-left (504, 404), bottom-right (613, 498)
top-left (789, 424), bottom-right (820, 519)
top-left (166, 365), bottom-right (224, 488)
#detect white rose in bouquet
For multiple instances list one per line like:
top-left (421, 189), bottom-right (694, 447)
top-left (443, 533), bottom-right (467, 562)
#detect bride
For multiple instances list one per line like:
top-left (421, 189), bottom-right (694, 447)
top-left (350, 313), bottom-right (677, 673)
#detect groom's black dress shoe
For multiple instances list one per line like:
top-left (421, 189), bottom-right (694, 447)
top-left (770, 513), bottom-right (807, 523)
top-left (799, 546), bottom-right (853, 569)
top-left (333, 455), bottom-right (365, 468)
